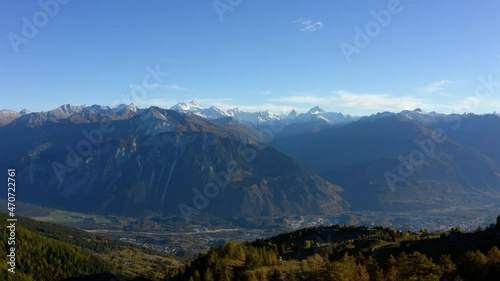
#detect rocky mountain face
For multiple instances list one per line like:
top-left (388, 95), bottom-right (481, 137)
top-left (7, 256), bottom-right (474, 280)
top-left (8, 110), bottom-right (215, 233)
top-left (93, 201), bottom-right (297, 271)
top-left (2, 103), bottom-right (499, 216)
top-left (0, 109), bottom-right (29, 126)
top-left (273, 110), bottom-right (500, 211)
top-left (5, 104), bottom-right (140, 128)
top-left (1, 101), bottom-right (358, 136)
top-left (0, 106), bottom-right (347, 217)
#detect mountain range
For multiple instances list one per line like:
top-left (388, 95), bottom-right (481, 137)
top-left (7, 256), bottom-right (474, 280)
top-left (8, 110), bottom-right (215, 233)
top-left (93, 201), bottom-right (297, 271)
top-left (273, 110), bottom-right (500, 211)
top-left (1, 102), bottom-right (499, 217)
top-left (0, 100), bottom-right (358, 129)
top-left (0, 104), bottom-right (347, 217)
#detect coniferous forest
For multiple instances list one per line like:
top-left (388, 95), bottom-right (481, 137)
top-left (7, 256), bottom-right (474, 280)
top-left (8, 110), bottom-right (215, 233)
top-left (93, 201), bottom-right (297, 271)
top-left (171, 216), bottom-right (500, 281)
top-left (2, 213), bottom-right (499, 280)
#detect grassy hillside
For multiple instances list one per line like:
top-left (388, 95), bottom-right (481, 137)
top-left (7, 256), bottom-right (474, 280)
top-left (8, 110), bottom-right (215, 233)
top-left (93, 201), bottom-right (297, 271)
top-left (0, 213), bottom-right (182, 280)
top-left (171, 216), bottom-right (500, 281)
top-left (0, 216), bottom-right (112, 280)
top-left (2, 211), bottom-right (499, 280)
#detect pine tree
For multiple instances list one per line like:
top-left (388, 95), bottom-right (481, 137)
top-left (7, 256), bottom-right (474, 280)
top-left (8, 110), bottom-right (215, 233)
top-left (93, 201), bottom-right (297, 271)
top-left (193, 269), bottom-right (201, 281)
top-left (385, 255), bottom-right (400, 281)
top-left (204, 268), bottom-right (214, 281)
top-left (365, 256), bottom-right (384, 281)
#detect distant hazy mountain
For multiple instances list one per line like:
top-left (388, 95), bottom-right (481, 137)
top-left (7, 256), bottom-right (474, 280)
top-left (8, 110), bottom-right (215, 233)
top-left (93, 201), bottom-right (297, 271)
top-left (2, 103), bottom-right (499, 215)
top-left (3, 104), bottom-right (140, 128)
top-left (168, 100), bottom-right (358, 126)
top-left (0, 102), bottom-right (358, 136)
top-left (273, 109), bottom-right (500, 211)
top-left (0, 109), bottom-right (29, 126)
top-left (170, 100), bottom-right (228, 119)
top-left (0, 106), bottom-right (347, 217)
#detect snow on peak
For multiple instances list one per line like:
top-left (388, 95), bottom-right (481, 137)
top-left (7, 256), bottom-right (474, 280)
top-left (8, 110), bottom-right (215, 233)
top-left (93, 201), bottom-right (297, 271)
top-left (58, 104), bottom-right (84, 114)
top-left (19, 109), bottom-right (32, 115)
top-left (188, 100), bottom-right (203, 109)
top-left (170, 102), bottom-right (190, 111)
top-left (226, 107), bottom-right (242, 116)
top-left (0, 109), bottom-right (21, 117)
top-left (127, 103), bottom-right (138, 112)
top-left (170, 101), bottom-right (228, 119)
top-left (170, 100), bottom-right (205, 112)
top-left (307, 106), bottom-right (325, 115)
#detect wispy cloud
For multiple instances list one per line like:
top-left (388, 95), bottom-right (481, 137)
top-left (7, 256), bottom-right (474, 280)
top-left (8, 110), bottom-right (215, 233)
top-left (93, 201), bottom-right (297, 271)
top-left (417, 80), bottom-right (452, 96)
top-left (133, 98), bottom-right (178, 108)
top-left (293, 18), bottom-right (323, 32)
top-left (129, 83), bottom-right (159, 90)
top-left (192, 98), bottom-right (234, 108)
top-left (270, 95), bottom-right (324, 104)
top-left (195, 98), bottom-right (306, 114)
top-left (270, 90), bottom-right (427, 112)
top-left (129, 83), bottom-right (190, 91)
top-left (333, 90), bottom-right (425, 111)
top-left (239, 104), bottom-right (307, 114)
top-left (134, 97), bottom-right (305, 114)
top-left (490, 100), bottom-right (500, 112)
top-left (165, 84), bottom-right (189, 91)
top-left (258, 90), bottom-right (272, 95)
top-left (442, 94), bottom-right (500, 114)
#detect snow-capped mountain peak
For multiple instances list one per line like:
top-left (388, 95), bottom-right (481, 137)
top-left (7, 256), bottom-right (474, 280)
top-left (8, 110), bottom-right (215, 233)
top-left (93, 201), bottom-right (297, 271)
top-left (307, 106), bottom-right (325, 115)
top-left (19, 109), bottom-right (32, 115)
top-left (57, 104), bottom-right (84, 115)
top-left (169, 101), bottom-right (228, 119)
top-left (188, 100), bottom-right (203, 109)
top-left (170, 102), bottom-right (190, 111)
top-left (1, 101), bottom-right (363, 128)
top-left (170, 100), bottom-right (205, 112)
top-left (167, 101), bottom-right (360, 125)
top-left (226, 107), bottom-right (240, 116)
top-left (127, 103), bottom-right (138, 112)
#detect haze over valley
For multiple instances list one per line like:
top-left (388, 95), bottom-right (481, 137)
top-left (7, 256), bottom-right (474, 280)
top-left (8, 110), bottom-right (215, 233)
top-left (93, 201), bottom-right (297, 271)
top-left (2, 1), bottom-right (500, 280)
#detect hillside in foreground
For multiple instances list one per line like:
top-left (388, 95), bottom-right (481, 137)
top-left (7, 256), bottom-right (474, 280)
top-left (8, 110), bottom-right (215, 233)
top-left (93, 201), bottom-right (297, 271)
top-left (172, 215), bottom-right (500, 281)
top-left (0, 213), bottom-right (182, 281)
top-left (2, 212), bottom-right (500, 280)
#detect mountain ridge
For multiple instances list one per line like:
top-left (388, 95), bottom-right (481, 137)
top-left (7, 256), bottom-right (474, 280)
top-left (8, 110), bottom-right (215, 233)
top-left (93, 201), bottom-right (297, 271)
top-left (0, 106), bottom-right (348, 217)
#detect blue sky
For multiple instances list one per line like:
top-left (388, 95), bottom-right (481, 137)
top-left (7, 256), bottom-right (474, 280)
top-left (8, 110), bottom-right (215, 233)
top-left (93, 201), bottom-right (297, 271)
top-left (1, 0), bottom-right (500, 115)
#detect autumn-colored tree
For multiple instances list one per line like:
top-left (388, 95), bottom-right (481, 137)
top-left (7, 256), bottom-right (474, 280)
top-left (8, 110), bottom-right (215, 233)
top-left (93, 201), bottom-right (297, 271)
top-left (487, 246), bottom-right (500, 266)
top-left (193, 270), bottom-right (201, 281)
top-left (327, 253), bottom-right (368, 281)
top-left (485, 246), bottom-right (500, 279)
top-left (270, 268), bottom-right (285, 281)
top-left (460, 250), bottom-right (488, 281)
top-left (305, 254), bottom-right (326, 280)
top-left (365, 256), bottom-right (385, 281)
top-left (204, 268), bottom-right (214, 281)
top-left (439, 254), bottom-right (457, 280)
